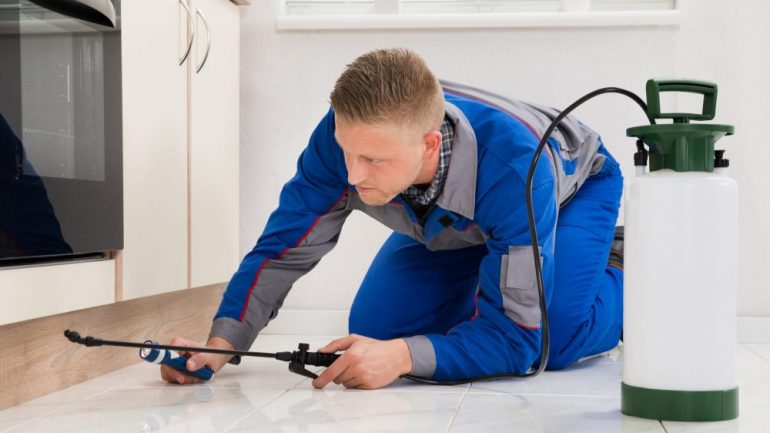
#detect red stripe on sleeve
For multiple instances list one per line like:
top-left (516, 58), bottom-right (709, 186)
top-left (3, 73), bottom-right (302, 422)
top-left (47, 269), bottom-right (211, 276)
top-left (239, 189), bottom-right (349, 322)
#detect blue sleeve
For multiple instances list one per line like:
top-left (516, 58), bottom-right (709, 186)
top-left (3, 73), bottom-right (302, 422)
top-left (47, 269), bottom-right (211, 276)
top-left (210, 109), bottom-right (351, 350)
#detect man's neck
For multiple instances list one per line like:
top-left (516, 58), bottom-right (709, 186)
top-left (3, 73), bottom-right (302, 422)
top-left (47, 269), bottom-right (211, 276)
top-left (413, 149), bottom-right (439, 186)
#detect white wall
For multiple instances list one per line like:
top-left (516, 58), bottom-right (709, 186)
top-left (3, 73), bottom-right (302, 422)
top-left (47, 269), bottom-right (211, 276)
top-left (238, 0), bottom-right (770, 337)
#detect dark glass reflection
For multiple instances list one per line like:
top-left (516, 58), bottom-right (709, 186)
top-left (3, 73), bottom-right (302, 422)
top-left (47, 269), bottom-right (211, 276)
top-left (0, 113), bottom-right (72, 257)
top-left (0, 0), bottom-right (122, 264)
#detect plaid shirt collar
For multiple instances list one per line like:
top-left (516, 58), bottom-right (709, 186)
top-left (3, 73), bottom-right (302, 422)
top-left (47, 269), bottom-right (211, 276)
top-left (402, 117), bottom-right (454, 207)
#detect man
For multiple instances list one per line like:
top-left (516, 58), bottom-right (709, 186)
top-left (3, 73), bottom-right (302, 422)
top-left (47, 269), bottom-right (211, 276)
top-left (161, 48), bottom-right (624, 389)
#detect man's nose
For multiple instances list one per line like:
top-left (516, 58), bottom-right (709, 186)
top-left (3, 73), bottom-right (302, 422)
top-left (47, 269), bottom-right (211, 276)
top-left (347, 158), bottom-right (367, 186)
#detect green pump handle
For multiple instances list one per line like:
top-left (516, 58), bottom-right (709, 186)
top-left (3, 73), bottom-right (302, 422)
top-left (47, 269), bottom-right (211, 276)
top-left (645, 79), bottom-right (718, 123)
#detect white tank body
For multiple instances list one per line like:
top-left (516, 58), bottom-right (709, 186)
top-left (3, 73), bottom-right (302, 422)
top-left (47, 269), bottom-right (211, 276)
top-left (623, 169), bottom-right (738, 391)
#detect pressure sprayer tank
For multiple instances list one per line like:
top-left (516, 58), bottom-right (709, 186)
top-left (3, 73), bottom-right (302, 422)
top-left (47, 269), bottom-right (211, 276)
top-left (622, 80), bottom-right (738, 421)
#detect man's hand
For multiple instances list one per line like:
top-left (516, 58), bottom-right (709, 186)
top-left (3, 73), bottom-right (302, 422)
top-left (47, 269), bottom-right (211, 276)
top-left (160, 336), bottom-right (235, 384)
top-left (312, 334), bottom-right (413, 390)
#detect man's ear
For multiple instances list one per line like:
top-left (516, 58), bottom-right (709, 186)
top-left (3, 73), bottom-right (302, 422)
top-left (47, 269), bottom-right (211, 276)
top-left (422, 130), bottom-right (442, 158)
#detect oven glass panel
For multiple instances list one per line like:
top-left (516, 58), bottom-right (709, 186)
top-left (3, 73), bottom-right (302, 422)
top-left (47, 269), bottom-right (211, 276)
top-left (0, 0), bottom-right (122, 263)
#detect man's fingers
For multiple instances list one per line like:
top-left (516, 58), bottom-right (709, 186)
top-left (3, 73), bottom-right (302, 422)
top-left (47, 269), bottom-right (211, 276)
top-left (342, 377), bottom-right (362, 389)
top-left (185, 352), bottom-right (209, 372)
top-left (161, 365), bottom-right (186, 384)
top-left (158, 336), bottom-right (208, 384)
top-left (312, 354), bottom-right (351, 389)
top-left (160, 364), bottom-right (202, 385)
top-left (318, 334), bottom-right (359, 353)
top-left (160, 365), bottom-right (175, 383)
top-left (168, 336), bottom-right (199, 359)
top-left (333, 363), bottom-right (358, 385)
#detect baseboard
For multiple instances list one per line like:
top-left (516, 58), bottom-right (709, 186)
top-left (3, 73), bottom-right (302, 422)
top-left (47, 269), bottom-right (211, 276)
top-left (0, 283), bottom-right (225, 411)
top-left (262, 311), bottom-right (770, 344)
top-left (738, 316), bottom-right (770, 343)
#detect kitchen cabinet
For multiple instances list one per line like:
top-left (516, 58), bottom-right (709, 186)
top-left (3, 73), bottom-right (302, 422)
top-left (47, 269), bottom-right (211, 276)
top-left (122, 0), bottom-right (239, 299)
top-left (189, 0), bottom-right (240, 288)
top-left (121, 0), bottom-right (189, 299)
top-left (0, 0), bottom-right (241, 326)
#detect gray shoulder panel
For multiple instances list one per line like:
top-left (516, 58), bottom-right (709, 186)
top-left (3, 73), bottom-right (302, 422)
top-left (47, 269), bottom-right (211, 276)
top-left (440, 80), bottom-right (606, 207)
top-left (347, 192), bottom-right (423, 242)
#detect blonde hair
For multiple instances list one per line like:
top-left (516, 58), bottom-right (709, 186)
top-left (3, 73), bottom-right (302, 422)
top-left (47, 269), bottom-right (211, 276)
top-left (330, 48), bottom-right (445, 132)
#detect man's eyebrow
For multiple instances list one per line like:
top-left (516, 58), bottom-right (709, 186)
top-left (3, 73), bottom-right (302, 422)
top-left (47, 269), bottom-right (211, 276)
top-left (333, 133), bottom-right (388, 159)
top-left (335, 143), bottom-right (383, 161)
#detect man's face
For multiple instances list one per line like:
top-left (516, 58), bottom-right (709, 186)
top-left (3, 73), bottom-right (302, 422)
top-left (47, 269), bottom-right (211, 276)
top-left (335, 118), bottom-right (435, 206)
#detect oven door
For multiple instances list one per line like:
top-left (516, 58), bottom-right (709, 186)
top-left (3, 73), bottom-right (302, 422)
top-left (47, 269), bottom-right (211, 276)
top-left (0, 0), bottom-right (122, 264)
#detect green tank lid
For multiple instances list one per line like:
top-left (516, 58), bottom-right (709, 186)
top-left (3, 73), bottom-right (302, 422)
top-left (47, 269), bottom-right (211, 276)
top-left (627, 79), bottom-right (734, 172)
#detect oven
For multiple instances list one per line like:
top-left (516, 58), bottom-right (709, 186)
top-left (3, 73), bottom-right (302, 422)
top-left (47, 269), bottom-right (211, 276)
top-left (0, 0), bottom-right (122, 265)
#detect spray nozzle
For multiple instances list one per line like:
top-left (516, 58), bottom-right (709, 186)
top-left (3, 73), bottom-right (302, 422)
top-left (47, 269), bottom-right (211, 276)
top-left (64, 329), bottom-right (103, 346)
top-left (714, 149), bottom-right (730, 168)
top-left (634, 139), bottom-right (648, 167)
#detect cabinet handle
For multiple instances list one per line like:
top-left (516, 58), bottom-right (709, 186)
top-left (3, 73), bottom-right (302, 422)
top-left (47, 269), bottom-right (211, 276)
top-left (27, 0), bottom-right (117, 27)
top-left (195, 10), bottom-right (211, 74)
top-left (178, 0), bottom-right (194, 65)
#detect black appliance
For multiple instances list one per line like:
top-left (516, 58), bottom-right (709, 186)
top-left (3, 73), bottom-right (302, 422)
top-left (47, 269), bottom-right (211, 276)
top-left (0, 0), bottom-right (122, 265)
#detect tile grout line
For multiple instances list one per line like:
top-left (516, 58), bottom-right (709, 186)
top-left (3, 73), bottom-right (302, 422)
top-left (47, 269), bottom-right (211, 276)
top-left (220, 389), bottom-right (293, 433)
top-left (218, 370), bottom-right (313, 433)
top-left (659, 419), bottom-right (670, 433)
top-left (743, 343), bottom-right (770, 365)
top-left (442, 384), bottom-right (471, 433)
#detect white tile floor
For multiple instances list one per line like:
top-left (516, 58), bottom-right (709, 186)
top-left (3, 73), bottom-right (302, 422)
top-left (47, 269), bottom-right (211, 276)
top-left (2, 336), bottom-right (769, 433)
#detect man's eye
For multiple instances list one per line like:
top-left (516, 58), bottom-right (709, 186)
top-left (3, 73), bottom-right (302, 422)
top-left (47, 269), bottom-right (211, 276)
top-left (365, 157), bottom-right (379, 164)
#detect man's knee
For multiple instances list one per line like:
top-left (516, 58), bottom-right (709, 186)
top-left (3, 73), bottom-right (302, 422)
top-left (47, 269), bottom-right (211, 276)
top-left (348, 308), bottom-right (398, 340)
top-left (544, 317), bottom-right (593, 370)
top-left (545, 351), bottom-right (580, 371)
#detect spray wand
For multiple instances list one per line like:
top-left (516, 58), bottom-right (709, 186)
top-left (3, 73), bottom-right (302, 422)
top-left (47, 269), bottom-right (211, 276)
top-left (63, 329), bottom-right (339, 381)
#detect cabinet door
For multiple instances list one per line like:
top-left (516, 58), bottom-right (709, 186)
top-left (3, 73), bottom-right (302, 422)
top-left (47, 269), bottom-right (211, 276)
top-left (189, 0), bottom-right (240, 288)
top-left (121, 0), bottom-right (190, 299)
